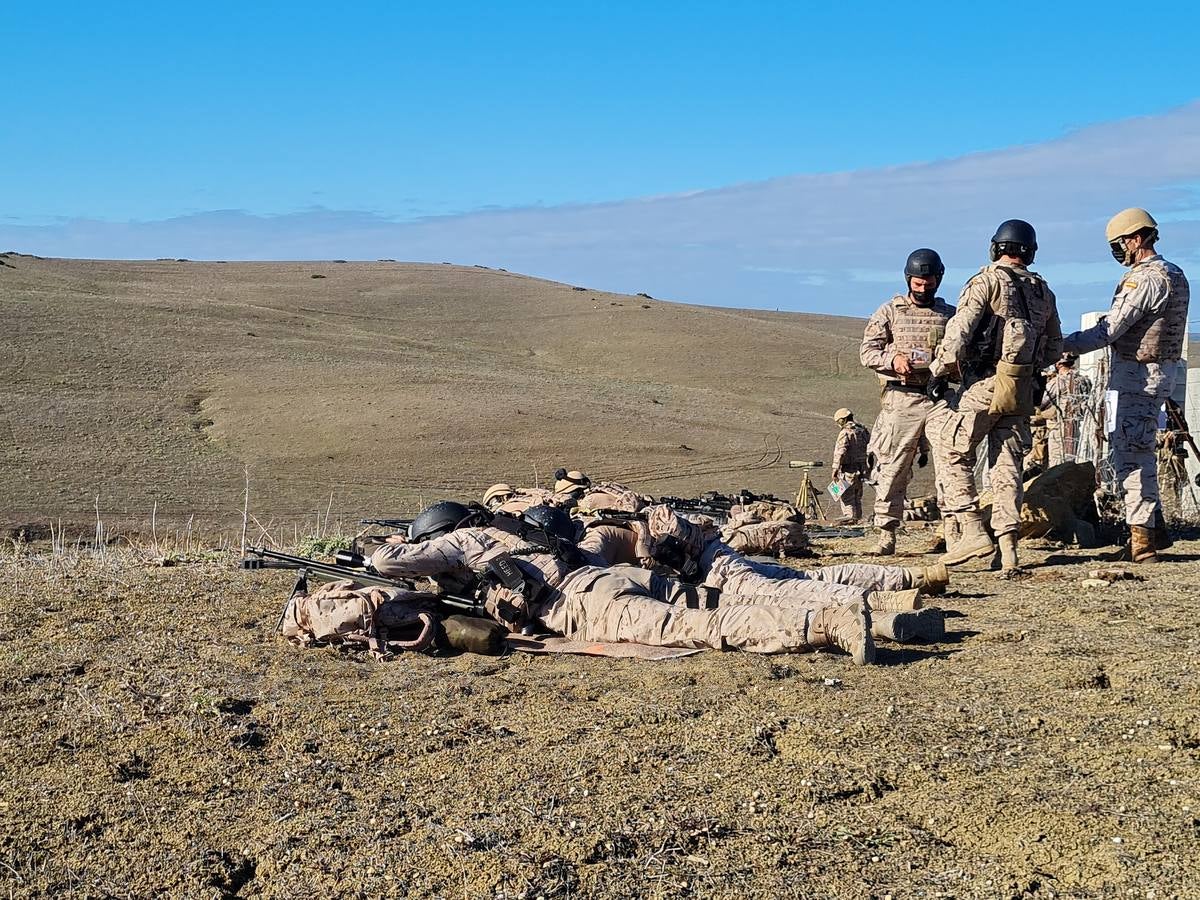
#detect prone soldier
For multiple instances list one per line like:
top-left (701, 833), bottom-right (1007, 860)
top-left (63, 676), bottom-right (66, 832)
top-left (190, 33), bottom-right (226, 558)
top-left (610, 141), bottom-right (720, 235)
top-left (369, 501), bottom-right (878, 662)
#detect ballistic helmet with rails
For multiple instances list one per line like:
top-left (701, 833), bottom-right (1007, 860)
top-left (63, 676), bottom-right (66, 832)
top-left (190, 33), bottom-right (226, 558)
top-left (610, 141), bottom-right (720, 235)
top-left (408, 500), bottom-right (488, 543)
top-left (989, 219), bottom-right (1037, 263)
top-left (520, 504), bottom-right (578, 545)
top-left (904, 248), bottom-right (945, 282)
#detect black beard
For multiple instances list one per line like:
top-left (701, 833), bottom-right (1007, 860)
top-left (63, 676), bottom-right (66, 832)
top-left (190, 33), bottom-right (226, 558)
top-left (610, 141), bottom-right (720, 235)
top-left (910, 290), bottom-right (935, 305)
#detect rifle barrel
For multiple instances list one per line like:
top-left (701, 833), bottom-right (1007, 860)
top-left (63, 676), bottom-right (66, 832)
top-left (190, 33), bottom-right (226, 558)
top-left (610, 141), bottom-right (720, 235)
top-left (241, 547), bottom-right (481, 613)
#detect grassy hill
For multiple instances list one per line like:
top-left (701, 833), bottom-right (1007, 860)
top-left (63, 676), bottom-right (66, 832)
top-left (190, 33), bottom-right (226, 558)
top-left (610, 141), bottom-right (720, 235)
top-left (0, 254), bottom-right (881, 533)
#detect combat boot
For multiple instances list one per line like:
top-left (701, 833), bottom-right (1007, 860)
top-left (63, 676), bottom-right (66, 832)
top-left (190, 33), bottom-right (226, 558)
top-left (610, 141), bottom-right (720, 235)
top-left (928, 521), bottom-right (947, 553)
top-left (903, 563), bottom-right (950, 596)
top-left (866, 588), bottom-right (922, 611)
top-left (997, 533), bottom-right (1021, 575)
top-left (874, 526), bottom-right (897, 556)
top-left (940, 512), bottom-right (995, 567)
top-left (872, 608), bottom-right (946, 643)
top-left (1130, 525), bottom-right (1158, 564)
top-left (807, 600), bottom-right (875, 666)
top-left (1153, 508), bottom-right (1173, 551)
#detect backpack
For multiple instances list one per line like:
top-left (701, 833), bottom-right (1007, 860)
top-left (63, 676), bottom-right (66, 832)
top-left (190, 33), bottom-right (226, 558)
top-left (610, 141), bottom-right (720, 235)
top-left (278, 579), bottom-right (439, 659)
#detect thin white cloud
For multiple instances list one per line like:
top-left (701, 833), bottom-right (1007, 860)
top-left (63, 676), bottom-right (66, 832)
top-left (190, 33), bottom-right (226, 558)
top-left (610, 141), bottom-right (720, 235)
top-left (4, 101), bottom-right (1199, 326)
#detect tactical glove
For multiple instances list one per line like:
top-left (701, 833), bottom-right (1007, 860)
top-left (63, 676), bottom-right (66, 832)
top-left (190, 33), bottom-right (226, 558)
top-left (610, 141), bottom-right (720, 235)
top-left (917, 451), bottom-right (929, 468)
top-left (926, 375), bottom-right (950, 403)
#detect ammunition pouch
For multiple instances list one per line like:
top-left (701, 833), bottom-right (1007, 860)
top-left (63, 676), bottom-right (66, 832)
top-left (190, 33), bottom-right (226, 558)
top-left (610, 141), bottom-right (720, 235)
top-left (989, 361), bottom-right (1036, 416)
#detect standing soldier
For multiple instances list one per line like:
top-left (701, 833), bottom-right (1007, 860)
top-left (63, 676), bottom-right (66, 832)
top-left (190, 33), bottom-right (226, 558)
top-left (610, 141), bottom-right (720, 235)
top-left (831, 408), bottom-right (870, 524)
top-left (860, 249), bottom-right (956, 555)
top-left (1062, 208), bottom-right (1190, 563)
top-left (927, 220), bottom-right (1063, 574)
top-left (1044, 354), bottom-right (1092, 465)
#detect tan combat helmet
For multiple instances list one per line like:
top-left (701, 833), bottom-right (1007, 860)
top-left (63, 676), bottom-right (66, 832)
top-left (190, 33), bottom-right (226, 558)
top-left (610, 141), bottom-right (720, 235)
top-left (834, 407), bottom-right (854, 424)
top-left (553, 469), bottom-right (590, 495)
top-left (1106, 208), bottom-right (1158, 265)
top-left (482, 483), bottom-right (516, 510)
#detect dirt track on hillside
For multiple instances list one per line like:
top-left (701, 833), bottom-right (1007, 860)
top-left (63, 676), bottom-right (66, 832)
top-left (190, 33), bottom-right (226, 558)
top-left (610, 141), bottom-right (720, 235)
top-left (3, 530), bottom-right (1197, 898)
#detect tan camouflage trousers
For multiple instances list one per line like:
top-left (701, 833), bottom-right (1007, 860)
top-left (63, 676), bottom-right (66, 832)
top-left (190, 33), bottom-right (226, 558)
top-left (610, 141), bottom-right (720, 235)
top-left (705, 554), bottom-right (868, 605)
top-left (538, 566), bottom-right (815, 654)
top-left (927, 376), bottom-right (1029, 537)
top-left (836, 476), bottom-right (864, 522)
top-left (870, 389), bottom-right (936, 530)
top-left (1113, 392), bottom-right (1161, 526)
top-left (734, 557), bottom-right (910, 592)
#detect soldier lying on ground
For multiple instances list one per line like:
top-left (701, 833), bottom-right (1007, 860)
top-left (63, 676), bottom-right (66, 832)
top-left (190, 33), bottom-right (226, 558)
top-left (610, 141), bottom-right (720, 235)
top-left (720, 499), bottom-right (809, 557)
top-left (577, 505), bottom-right (946, 645)
top-left (367, 501), bottom-right (879, 663)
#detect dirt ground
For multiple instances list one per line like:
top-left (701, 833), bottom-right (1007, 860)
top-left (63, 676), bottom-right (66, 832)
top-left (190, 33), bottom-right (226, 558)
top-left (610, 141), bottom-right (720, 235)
top-left (2, 530), bottom-right (1197, 899)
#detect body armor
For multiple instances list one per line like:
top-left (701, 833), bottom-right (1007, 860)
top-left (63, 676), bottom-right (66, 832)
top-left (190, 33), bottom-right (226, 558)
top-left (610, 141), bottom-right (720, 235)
top-left (883, 295), bottom-right (954, 385)
top-left (1112, 258), bottom-right (1190, 364)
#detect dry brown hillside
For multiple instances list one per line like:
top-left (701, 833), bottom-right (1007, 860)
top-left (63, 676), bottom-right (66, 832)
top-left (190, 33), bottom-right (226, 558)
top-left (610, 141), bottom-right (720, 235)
top-left (0, 255), bottom-right (880, 533)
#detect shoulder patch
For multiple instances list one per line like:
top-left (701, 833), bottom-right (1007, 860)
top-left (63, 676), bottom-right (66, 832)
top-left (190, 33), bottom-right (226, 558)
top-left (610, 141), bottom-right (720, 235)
top-left (1123, 280), bottom-right (1138, 290)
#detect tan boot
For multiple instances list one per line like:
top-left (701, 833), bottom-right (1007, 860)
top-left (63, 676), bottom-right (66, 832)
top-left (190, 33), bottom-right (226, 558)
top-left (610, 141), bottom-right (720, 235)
top-left (998, 533), bottom-right (1021, 574)
top-left (938, 516), bottom-right (961, 554)
top-left (940, 512), bottom-right (995, 567)
top-left (904, 563), bottom-right (950, 596)
top-left (872, 608), bottom-right (946, 643)
top-left (874, 527), bottom-right (897, 556)
top-left (807, 600), bottom-right (875, 666)
top-left (867, 588), bottom-right (922, 611)
top-left (1131, 525), bottom-right (1158, 564)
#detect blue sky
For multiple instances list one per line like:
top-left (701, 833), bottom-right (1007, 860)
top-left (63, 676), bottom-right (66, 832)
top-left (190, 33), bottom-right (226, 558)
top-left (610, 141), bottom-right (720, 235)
top-left (4, 1), bottom-right (1200, 323)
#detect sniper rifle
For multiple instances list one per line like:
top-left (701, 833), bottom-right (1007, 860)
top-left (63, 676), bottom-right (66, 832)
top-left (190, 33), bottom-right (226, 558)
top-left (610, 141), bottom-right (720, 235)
top-left (241, 546), bottom-right (486, 634)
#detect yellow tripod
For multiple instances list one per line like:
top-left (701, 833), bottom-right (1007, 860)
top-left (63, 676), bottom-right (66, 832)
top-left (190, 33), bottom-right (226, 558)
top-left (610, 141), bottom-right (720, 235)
top-left (789, 460), bottom-right (826, 522)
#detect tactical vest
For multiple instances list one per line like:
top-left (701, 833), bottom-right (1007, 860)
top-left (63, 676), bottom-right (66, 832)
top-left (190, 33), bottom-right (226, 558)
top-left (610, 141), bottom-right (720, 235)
top-left (966, 265), bottom-right (1054, 367)
top-left (1112, 257), bottom-right (1190, 364)
top-left (885, 295), bottom-right (954, 384)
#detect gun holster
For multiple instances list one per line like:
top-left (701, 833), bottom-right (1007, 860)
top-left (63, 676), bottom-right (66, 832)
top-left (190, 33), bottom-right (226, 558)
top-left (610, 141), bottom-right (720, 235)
top-left (486, 553), bottom-right (527, 593)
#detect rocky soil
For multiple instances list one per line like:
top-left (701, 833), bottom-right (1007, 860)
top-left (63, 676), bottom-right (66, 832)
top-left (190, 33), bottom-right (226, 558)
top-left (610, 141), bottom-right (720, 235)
top-left (2, 529), bottom-right (1196, 898)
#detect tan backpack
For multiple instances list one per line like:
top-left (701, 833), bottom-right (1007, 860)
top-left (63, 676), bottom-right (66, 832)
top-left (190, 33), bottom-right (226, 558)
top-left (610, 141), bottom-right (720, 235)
top-left (279, 579), bottom-right (439, 660)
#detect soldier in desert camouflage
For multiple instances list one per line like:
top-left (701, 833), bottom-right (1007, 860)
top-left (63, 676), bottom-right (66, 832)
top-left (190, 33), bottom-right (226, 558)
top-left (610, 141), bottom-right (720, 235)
top-left (607, 505), bottom-right (949, 645)
top-left (830, 409), bottom-right (870, 523)
top-left (370, 501), bottom-right (879, 663)
top-left (1062, 208), bottom-right (1190, 563)
top-left (860, 249), bottom-right (956, 555)
top-left (926, 219), bottom-right (1063, 575)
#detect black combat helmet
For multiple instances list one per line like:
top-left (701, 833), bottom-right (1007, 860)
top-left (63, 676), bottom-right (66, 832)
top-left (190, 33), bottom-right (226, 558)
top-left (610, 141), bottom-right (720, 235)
top-left (904, 248), bottom-right (945, 281)
top-left (521, 504), bottom-right (579, 545)
top-left (990, 219), bottom-right (1037, 263)
top-left (408, 500), bottom-right (485, 542)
